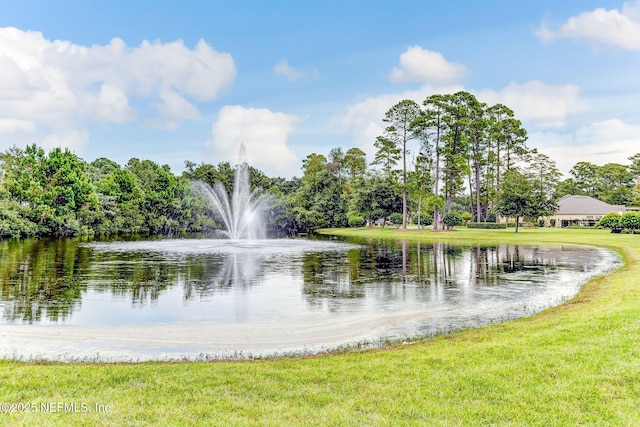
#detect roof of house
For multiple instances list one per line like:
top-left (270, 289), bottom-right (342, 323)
top-left (556, 195), bottom-right (626, 215)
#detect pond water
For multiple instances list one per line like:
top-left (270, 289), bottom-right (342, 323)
top-left (0, 236), bottom-right (620, 361)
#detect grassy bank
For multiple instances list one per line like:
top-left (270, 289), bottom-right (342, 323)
top-left (1, 227), bottom-right (639, 426)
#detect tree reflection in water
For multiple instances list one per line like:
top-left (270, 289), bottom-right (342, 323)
top-left (0, 236), bottom-right (609, 325)
top-left (300, 240), bottom-right (562, 309)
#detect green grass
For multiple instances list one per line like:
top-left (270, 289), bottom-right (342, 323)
top-left (2, 227), bottom-right (640, 426)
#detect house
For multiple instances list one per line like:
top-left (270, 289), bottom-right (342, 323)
top-left (549, 195), bottom-right (626, 227)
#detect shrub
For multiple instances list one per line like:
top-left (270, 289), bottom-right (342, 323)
top-left (348, 215), bottom-right (365, 228)
top-left (389, 213), bottom-right (403, 226)
top-left (467, 222), bottom-right (507, 229)
top-left (597, 212), bottom-right (623, 233)
top-left (413, 213), bottom-right (433, 226)
top-left (621, 211), bottom-right (640, 234)
top-left (461, 212), bottom-right (473, 226)
top-left (539, 219), bottom-right (545, 227)
top-left (442, 211), bottom-right (463, 229)
top-left (550, 218), bottom-right (556, 227)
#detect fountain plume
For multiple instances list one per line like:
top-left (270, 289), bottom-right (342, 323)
top-left (195, 148), bottom-right (271, 240)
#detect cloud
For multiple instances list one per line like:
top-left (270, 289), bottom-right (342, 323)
top-left (0, 26), bottom-right (235, 152)
top-left (150, 89), bottom-right (202, 129)
top-left (206, 105), bottom-right (301, 176)
top-left (41, 128), bottom-right (90, 152)
top-left (0, 119), bottom-right (36, 133)
top-left (389, 46), bottom-right (468, 84)
top-left (529, 119), bottom-right (640, 176)
top-left (333, 83), bottom-right (464, 160)
top-left (79, 84), bottom-right (136, 125)
top-left (334, 45), bottom-right (585, 163)
top-left (475, 81), bottom-right (586, 128)
top-left (273, 59), bottom-right (318, 82)
top-left (330, 45), bottom-right (471, 158)
top-left (536, 1), bottom-right (640, 50)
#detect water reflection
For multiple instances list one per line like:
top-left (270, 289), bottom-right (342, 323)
top-left (0, 236), bottom-right (617, 328)
top-left (298, 240), bottom-right (569, 313)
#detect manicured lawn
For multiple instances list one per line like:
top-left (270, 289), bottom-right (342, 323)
top-left (1, 227), bottom-right (639, 426)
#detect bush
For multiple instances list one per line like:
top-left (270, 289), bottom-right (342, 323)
top-left (348, 215), bottom-right (365, 228)
top-left (389, 213), bottom-right (403, 226)
top-left (598, 212), bottom-right (623, 233)
top-left (461, 212), bottom-right (473, 226)
top-left (413, 213), bottom-right (433, 226)
top-left (539, 219), bottom-right (545, 227)
top-left (550, 218), bottom-right (556, 227)
top-left (467, 222), bottom-right (507, 229)
top-left (621, 211), bottom-right (640, 234)
top-left (442, 211), bottom-right (463, 229)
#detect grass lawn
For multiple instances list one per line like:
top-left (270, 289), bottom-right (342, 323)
top-left (1, 227), bottom-right (639, 426)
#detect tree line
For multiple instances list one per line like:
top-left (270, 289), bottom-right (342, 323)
top-left (1, 91), bottom-right (639, 238)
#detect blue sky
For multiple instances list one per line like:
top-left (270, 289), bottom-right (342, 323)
top-left (1, 1), bottom-right (638, 177)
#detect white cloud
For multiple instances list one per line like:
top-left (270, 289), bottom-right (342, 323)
top-left (0, 119), bottom-right (36, 133)
top-left (536, 1), bottom-right (640, 50)
top-left (335, 46), bottom-right (585, 162)
top-left (475, 81), bottom-right (586, 129)
top-left (79, 84), bottom-right (135, 125)
top-left (334, 83), bottom-right (463, 159)
top-left (389, 46), bottom-right (468, 84)
top-left (273, 59), bottom-right (317, 82)
top-left (206, 105), bottom-right (301, 176)
top-left (0, 26), bottom-right (235, 152)
top-left (529, 119), bottom-right (640, 176)
top-left (274, 59), bottom-right (304, 81)
top-left (41, 128), bottom-right (90, 152)
top-left (151, 89), bottom-right (202, 129)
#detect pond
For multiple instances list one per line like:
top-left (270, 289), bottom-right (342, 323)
top-left (0, 235), bottom-right (620, 361)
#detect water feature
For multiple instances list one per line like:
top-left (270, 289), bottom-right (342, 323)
top-left (0, 237), bottom-right (620, 361)
top-left (194, 146), bottom-right (271, 240)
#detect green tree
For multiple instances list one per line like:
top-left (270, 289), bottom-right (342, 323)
top-left (350, 174), bottom-right (401, 228)
top-left (440, 92), bottom-right (473, 215)
top-left (1, 145), bottom-right (101, 236)
top-left (486, 103), bottom-right (528, 211)
top-left (554, 178), bottom-right (579, 199)
top-left (597, 163), bottom-right (634, 205)
top-left (422, 94), bottom-right (449, 230)
top-left (621, 211), bottom-right (640, 234)
top-left (570, 161), bottom-right (600, 197)
top-left (381, 99), bottom-right (422, 229)
top-left (372, 136), bottom-right (400, 181)
top-left (628, 153), bottom-right (640, 182)
top-left (442, 211), bottom-right (463, 229)
top-left (406, 152), bottom-right (434, 230)
top-left (526, 151), bottom-right (561, 218)
top-left (344, 147), bottom-right (367, 180)
top-left (632, 182), bottom-right (640, 207)
top-left (598, 212), bottom-right (623, 233)
top-left (96, 168), bottom-right (146, 234)
top-left (464, 95), bottom-right (489, 222)
top-left (495, 169), bottom-right (534, 233)
top-left (126, 158), bottom-right (193, 234)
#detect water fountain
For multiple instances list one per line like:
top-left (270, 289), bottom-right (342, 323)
top-left (195, 146), bottom-right (271, 240)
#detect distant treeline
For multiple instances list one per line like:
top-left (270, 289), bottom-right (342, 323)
top-left (0, 144), bottom-right (301, 238)
top-left (2, 91), bottom-right (640, 239)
